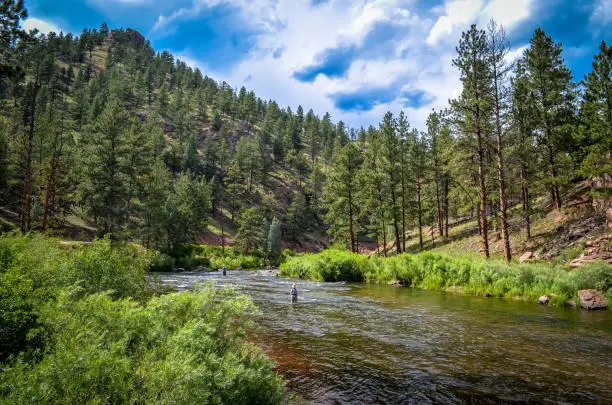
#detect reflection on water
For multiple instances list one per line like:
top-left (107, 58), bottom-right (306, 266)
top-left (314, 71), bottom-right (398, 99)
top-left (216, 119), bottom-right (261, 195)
top-left (157, 270), bottom-right (612, 404)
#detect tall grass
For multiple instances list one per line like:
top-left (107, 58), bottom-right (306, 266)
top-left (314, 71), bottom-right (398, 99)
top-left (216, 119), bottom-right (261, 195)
top-left (280, 249), bottom-right (612, 305)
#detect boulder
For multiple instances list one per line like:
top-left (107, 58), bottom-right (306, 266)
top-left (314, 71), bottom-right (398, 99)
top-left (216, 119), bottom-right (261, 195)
top-left (565, 299), bottom-right (577, 308)
top-left (519, 251), bottom-right (534, 263)
top-left (538, 295), bottom-right (550, 305)
top-left (578, 289), bottom-right (608, 310)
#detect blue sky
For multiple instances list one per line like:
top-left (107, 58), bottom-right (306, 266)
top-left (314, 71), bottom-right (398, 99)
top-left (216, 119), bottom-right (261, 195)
top-left (23, 0), bottom-right (611, 130)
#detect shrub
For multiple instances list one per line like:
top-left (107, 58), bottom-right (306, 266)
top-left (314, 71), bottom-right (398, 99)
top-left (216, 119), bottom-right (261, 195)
top-left (149, 253), bottom-right (175, 272)
top-left (0, 233), bottom-right (155, 360)
top-left (0, 285), bottom-right (285, 404)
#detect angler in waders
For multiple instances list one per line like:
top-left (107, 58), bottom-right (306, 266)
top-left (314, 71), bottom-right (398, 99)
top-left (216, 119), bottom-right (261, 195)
top-left (290, 283), bottom-right (298, 303)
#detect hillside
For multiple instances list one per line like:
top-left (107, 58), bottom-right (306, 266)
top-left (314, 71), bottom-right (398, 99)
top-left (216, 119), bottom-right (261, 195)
top-left (0, 25), bottom-right (330, 252)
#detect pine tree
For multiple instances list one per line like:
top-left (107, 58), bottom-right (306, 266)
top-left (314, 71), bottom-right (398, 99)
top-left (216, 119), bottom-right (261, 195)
top-left (165, 172), bottom-right (211, 250)
top-left (0, 0), bottom-right (28, 81)
top-left (266, 216), bottom-right (282, 264)
top-left (285, 192), bottom-right (308, 241)
top-left (235, 207), bottom-right (265, 254)
top-left (511, 59), bottom-right (538, 240)
top-left (80, 99), bottom-right (130, 236)
top-left (578, 40), bottom-right (612, 184)
top-left (522, 28), bottom-right (575, 211)
top-left (486, 20), bottom-right (512, 262)
top-left (379, 111), bottom-right (402, 253)
top-left (425, 110), bottom-right (444, 242)
top-left (324, 142), bottom-right (364, 252)
top-left (452, 24), bottom-right (492, 258)
top-left (141, 159), bottom-right (172, 249)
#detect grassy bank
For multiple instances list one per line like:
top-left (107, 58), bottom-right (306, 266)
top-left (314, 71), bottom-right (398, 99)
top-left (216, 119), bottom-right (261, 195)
top-left (279, 249), bottom-right (612, 305)
top-left (0, 233), bottom-right (285, 403)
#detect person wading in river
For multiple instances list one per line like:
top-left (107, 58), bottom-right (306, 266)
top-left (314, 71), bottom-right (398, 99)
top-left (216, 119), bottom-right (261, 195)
top-left (290, 283), bottom-right (298, 303)
top-left (222, 266), bottom-right (227, 276)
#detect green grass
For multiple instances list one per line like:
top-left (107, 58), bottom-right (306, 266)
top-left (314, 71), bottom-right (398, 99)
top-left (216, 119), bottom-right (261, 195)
top-left (280, 249), bottom-right (612, 306)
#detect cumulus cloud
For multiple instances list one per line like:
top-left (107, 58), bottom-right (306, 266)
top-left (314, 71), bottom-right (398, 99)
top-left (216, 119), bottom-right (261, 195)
top-left (153, 0), bottom-right (283, 34)
top-left (162, 0), bottom-right (535, 130)
top-left (590, 0), bottom-right (612, 25)
top-left (426, 0), bottom-right (484, 46)
top-left (22, 17), bottom-right (62, 34)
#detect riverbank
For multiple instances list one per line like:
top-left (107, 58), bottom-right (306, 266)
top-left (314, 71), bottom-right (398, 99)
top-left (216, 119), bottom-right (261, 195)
top-left (279, 249), bottom-right (612, 306)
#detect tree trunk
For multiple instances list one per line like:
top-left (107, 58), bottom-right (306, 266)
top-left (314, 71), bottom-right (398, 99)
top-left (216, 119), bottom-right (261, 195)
top-left (348, 188), bottom-right (356, 253)
top-left (401, 167), bottom-right (407, 252)
top-left (390, 187), bottom-right (402, 254)
top-left (476, 129), bottom-right (490, 259)
top-left (42, 154), bottom-right (57, 231)
top-left (435, 170), bottom-right (443, 240)
top-left (494, 115), bottom-right (511, 262)
top-left (21, 82), bottom-right (39, 233)
top-left (381, 218), bottom-right (387, 257)
top-left (443, 177), bottom-right (449, 238)
top-left (520, 165), bottom-right (531, 240)
top-left (221, 223), bottom-right (225, 255)
top-left (545, 138), bottom-right (561, 210)
top-left (417, 179), bottom-right (423, 249)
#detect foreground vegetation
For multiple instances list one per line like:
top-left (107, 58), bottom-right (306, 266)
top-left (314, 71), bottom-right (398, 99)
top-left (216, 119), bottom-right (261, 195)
top-left (280, 249), bottom-right (612, 306)
top-left (0, 233), bottom-right (285, 404)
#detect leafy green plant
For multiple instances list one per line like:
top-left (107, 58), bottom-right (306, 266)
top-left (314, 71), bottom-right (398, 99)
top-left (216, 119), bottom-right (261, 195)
top-left (1, 285), bottom-right (285, 404)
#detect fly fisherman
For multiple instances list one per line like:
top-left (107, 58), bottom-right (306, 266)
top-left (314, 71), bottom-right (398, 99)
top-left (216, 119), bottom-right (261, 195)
top-left (290, 283), bottom-right (298, 303)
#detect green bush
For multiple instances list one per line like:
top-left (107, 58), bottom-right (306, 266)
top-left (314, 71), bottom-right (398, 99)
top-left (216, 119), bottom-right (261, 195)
top-left (162, 244), bottom-right (263, 271)
top-left (0, 285), bottom-right (285, 404)
top-left (280, 249), bottom-right (612, 304)
top-left (149, 253), bottom-right (175, 272)
top-left (0, 233), bottom-right (154, 360)
top-left (279, 249), bottom-right (372, 282)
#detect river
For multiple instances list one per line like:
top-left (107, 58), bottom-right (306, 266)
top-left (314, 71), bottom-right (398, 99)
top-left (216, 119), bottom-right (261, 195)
top-left (157, 270), bottom-right (612, 404)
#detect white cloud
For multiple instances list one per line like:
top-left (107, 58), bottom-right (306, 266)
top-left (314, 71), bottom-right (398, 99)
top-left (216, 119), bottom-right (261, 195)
top-left (590, 0), bottom-right (612, 25)
top-left (426, 0), bottom-right (532, 46)
top-left (153, 0), bottom-right (283, 33)
top-left (504, 44), bottom-right (528, 65)
top-left (426, 0), bottom-right (484, 46)
top-left (168, 0), bottom-right (534, 130)
top-left (479, 0), bottom-right (531, 29)
top-left (22, 17), bottom-right (62, 34)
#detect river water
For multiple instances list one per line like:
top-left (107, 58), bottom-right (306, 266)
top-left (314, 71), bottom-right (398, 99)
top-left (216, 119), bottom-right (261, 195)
top-left (157, 270), bottom-right (612, 404)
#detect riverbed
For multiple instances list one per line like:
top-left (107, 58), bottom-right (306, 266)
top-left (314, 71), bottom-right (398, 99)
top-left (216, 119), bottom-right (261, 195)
top-left (156, 270), bottom-right (612, 404)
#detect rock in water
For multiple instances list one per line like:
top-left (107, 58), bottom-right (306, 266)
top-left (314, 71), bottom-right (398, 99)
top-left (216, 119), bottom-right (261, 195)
top-left (519, 251), bottom-right (534, 263)
top-left (578, 289), bottom-right (608, 310)
top-left (538, 295), bottom-right (550, 305)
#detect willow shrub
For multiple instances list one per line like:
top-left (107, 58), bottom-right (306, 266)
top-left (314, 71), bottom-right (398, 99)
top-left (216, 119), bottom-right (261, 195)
top-left (1, 285), bottom-right (285, 404)
top-left (0, 233), bottom-right (152, 300)
top-left (280, 249), bottom-right (612, 304)
top-left (0, 233), bottom-right (153, 360)
top-left (279, 249), bottom-right (373, 282)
